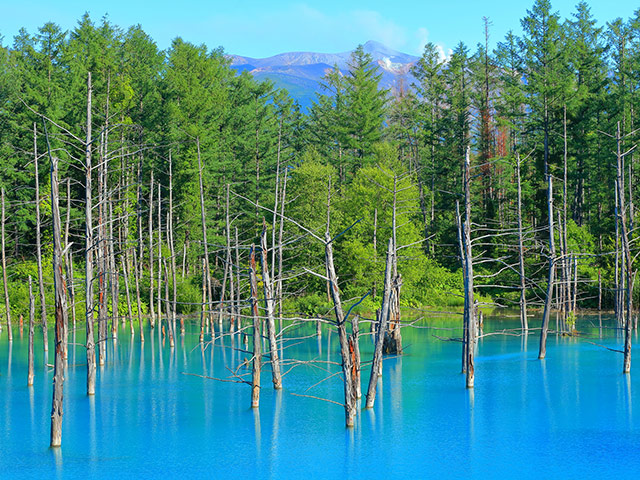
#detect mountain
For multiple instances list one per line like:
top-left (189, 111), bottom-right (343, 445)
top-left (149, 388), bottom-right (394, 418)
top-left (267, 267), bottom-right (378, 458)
top-left (228, 40), bottom-right (420, 109)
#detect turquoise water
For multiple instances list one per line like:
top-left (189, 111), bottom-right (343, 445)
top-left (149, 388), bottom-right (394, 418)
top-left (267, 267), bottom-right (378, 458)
top-left (0, 314), bottom-right (638, 479)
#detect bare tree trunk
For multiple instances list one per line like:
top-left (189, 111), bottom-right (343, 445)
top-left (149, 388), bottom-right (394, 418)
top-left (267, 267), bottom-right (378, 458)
top-left (148, 174), bottom-right (155, 328)
top-left (48, 143), bottom-right (67, 448)
top-left (455, 201), bottom-right (469, 374)
top-left (157, 182), bottom-right (163, 327)
top-left (235, 227), bottom-right (242, 337)
top-left (168, 155), bottom-right (178, 339)
top-left (277, 168), bottom-right (288, 340)
top-left (325, 231), bottom-right (357, 427)
top-left (108, 201), bottom-right (118, 337)
top-left (373, 208), bottom-right (377, 298)
top-left (199, 258), bottom-right (206, 343)
top-left (225, 186), bottom-right (235, 332)
top-left (516, 154), bottom-right (528, 331)
top-left (365, 238), bottom-right (394, 409)
top-left (351, 314), bottom-right (362, 399)
top-left (1, 188), bottom-right (11, 341)
top-left (34, 124), bottom-right (48, 357)
top-left (28, 276), bottom-right (35, 386)
top-left (122, 249), bottom-right (134, 335)
top-left (84, 73), bottom-right (96, 396)
top-left (538, 170), bottom-right (556, 359)
top-left (64, 178), bottom-right (76, 332)
top-left (616, 122), bottom-right (634, 373)
top-left (260, 220), bottom-right (282, 389)
top-left (196, 138), bottom-right (213, 327)
top-left (462, 148), bottom-right (476, 388)
top-left (97, 132), bottom-right (107, 366)
top-left (163, 259), bottom-right (175, 348)
top-left (132, 249), bottom-right (144, 343)
top-left (249, 245), bottom-right (261, 408)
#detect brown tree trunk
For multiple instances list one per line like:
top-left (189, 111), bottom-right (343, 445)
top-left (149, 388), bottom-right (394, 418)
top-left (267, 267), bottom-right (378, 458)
top-left (249, 245), bottom-right (262, 408)
top-left (325, 232), bottom-right (357, 427)
top-left (48, 141), bottom-right (67, 448)
top-left (260, 220), bottom-right (282, 389)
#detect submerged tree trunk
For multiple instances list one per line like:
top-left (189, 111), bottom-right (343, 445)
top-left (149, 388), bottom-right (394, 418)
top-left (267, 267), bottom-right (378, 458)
top-left (365, 238), bottom-right (394, 409)
top-left (259, 220), bottom-right (282, 389)
top-left (516, 154), bottom-right (528, 331)
top-left (1, 188), bottom-right (11, 341)
top-left (34, 124), bottom-right (48, 357)
top-left (538, 169), bottom-right (556, 360)
top-left (325, 232), bottom-right (357, 427)
top-left (28, 276), bottom-right (35, 387)
top-left (148, 174), bottom-right (155, 328)
top-left (249, 245), bottom-right (261, 408)
top-left (616, 123), bottom-right (634, 374)
top-left (462, 148), bottom-right (476, 389)
top-left (84, 73), bottom-right (96, 396)
top-left (48, 141), bottom-right (67, 448)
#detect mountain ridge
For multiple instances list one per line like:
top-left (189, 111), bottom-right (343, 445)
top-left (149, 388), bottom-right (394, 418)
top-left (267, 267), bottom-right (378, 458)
top-left (228, 40), bottom-right (419, 108)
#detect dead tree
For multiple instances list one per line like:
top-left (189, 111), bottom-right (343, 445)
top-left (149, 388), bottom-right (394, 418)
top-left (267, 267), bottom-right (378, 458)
top-left (28, 276), bottom-right (35, 387)
top-left (64, 178), bottom-right (76, 331)
top-left (148, 174), bottom-right (155, 328)
top-left (461, 148), bottom-right (476, 388)
top-left (538, 154), bottom-right (556, 360)
top-left (260, 220), bottom-right (282, 389)
top-left (48, 140), bottom-right (67, 448)
top-left (383, 175), bottom-right (403, 354)
top-left (1, 188), bottom-right (11, 341)
top-left (616, 122), bottom-right (634, 373)
top-left (515, 153), bottom-right (528, 331)
top-left (84, 73), bottom-right (96, 396)
top-left (34, 124), bottom-right (48, 356)
top-left (365, 239), bottom-right (394, 409)
top-left (249, 245), bottom-right (261, 408)
top-left (196, 138), bottom-right (214, 326)
top-left (325, 231), bottom-right (357, 427)
top-left (168, 155), bottom-right (178, 338)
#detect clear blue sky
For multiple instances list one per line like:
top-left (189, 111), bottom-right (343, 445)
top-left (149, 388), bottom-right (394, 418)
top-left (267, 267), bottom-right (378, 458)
top-left (1, 0), bottom-right (638, 58)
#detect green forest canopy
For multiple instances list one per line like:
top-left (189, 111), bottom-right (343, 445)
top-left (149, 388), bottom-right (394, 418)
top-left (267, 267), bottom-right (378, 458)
top-left (0, 0), bottom-right (638, 318)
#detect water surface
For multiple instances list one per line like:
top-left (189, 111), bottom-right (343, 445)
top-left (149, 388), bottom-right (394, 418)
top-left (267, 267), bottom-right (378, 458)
top-left (0, 314), bottom-right (638, 479)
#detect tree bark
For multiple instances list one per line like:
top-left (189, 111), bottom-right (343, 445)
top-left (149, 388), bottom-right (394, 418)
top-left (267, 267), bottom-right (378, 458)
top-left (48, 142), bottom-right (67, 448)
top-left (1, 188), bottom-right (11, 341)
top-left (538, 163), bottom-right (556, 359)
top-left (516, 154), bottom-right (528, 331)
top-left (365, 238), bottom-right (394, 409)
top-left (148, 174), bottom-right (155, 328)
top-left (260, 220), bottom-right (282, 389)
top-left (249, 245), bottom-right (261, 408)
top-left (462, 147), bottom-right (476, 388)
top-left (28, 276), bottom-right (35, 387)
top-left (34, 124), bottom-right (48, 357)
top-left (325, 231), bottom-right (357, 427)
top-left (84, 73), bottom-right (96, 395)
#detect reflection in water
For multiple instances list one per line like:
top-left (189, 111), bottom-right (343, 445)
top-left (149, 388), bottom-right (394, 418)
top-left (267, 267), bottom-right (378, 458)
top-left (253, 407), bottom-right (261, 459)
top-left (2, 314), bottom-right (640, 479)
top-left (270, 390), bottom-right (282, 475)
top-left (625, 373), bottom-right (632, 427)
top-left (89, 395), bottom-right (97, 465)
top-left (52, 444), bottom-right (63, 473)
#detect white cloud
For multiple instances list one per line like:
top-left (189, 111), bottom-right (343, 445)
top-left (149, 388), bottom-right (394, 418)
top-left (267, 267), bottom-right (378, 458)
top-left (186, 3), bottom-right (445, 58)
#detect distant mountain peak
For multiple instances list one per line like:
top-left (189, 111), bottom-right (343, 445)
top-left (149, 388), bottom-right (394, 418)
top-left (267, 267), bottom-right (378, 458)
top-left (229, 41), bottom-right (419, 108)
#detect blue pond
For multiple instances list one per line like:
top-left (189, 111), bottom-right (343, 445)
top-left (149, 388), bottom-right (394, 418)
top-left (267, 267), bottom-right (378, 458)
top-left (0, 314), bottom-right (638, 479)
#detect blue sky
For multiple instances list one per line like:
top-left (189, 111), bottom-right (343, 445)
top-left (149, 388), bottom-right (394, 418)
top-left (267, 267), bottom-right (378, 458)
top-left (2, 1), bottom-right (638, 58)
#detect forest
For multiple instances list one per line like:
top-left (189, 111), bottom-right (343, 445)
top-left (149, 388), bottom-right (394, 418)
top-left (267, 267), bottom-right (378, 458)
top-left (1, 0), bottom-right (640, 440)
